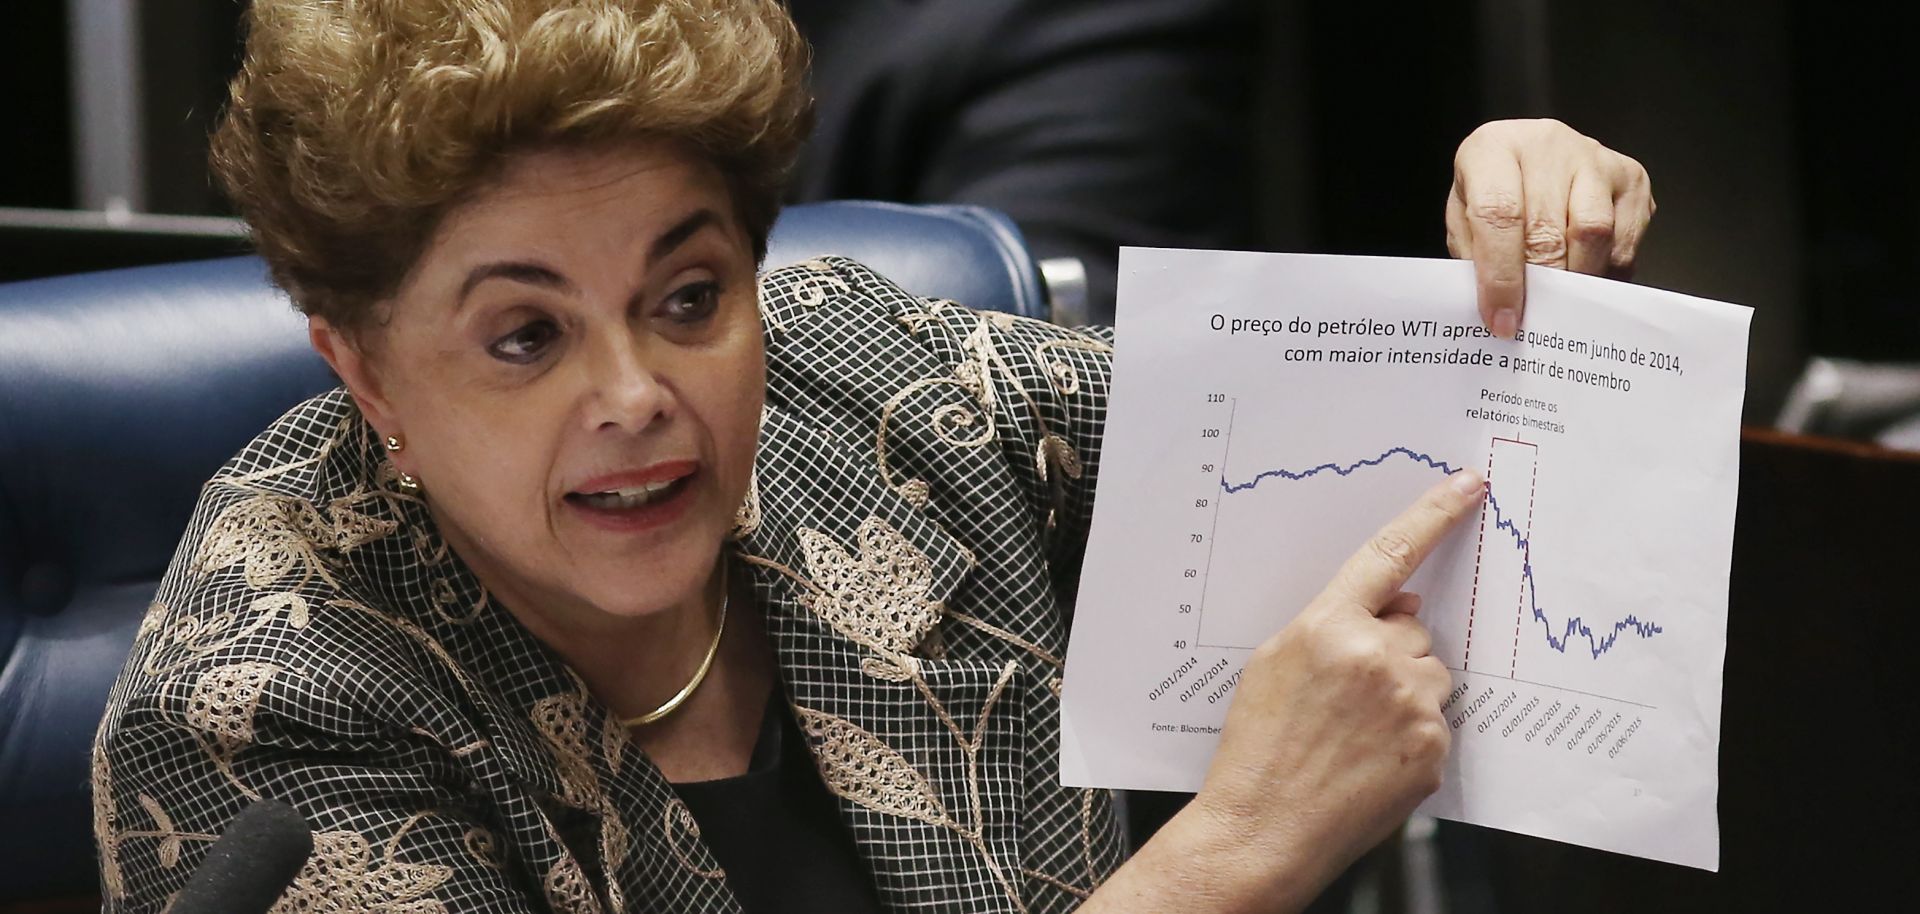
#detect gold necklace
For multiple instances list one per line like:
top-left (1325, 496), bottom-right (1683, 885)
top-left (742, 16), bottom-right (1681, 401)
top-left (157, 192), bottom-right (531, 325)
top-left (622, 582), bottom-right (729, 727)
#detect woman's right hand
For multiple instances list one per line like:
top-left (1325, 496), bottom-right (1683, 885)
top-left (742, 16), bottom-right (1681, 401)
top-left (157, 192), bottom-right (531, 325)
top-left (1190, 469), bottom-right (1485, 908)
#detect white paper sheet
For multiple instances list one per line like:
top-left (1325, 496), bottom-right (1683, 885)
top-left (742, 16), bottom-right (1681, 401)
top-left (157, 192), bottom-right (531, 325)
top-left (1060, 248), bottom-right (1750, 871)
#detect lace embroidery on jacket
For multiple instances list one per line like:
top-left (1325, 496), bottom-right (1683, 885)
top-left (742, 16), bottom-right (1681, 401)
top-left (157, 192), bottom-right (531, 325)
top-left (99, 790), bottom-right (217, 891)
top-left (1033, 337), bottom-right (1111, 398)
top-left (268, 830), bottom-right (453, 914)
top-left (745, 520), bottom-right (1034, 912)
top-left (600, 709), bottom-right (627, 777)
top-left (876, 300), bottom-right (1106, 540)
top-left (464, 827), bottom-right (503, 870)
top-left (143, 486), bottom-right (388, 679)
top-left (793, 706), bottom-right (953, 829)
top-left (760, 260), bottom-right (851, 335)
top-left (662, 798), bottom-right (725, 880)
top-left (181, 661), bottom-right (280, 792)
top-left (730, 465), bottom-right (764, 540)
top-left (191, 494), bottom-right (333, 590)
top-left (141, 591), bottom-right (310, 679)
top-left (794, 516), bottom-right (942, 659)
top-left (543, 849), bottom-right (606, 914)
top-left (135, 599), bottom-right (170, 643)
top-left (531, 693), bottom-right (605, 811)
top-left (325, 493), bottom-right (399, 552)
top-left (600, 812), bottom-right (631, 914)
top-left (531, 691), bottom-right (637, 910)
top-left (91, 751), bottom-right (123, 898)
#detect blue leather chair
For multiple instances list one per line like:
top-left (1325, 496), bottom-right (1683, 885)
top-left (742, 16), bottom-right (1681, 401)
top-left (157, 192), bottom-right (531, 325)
top-left (0, 201), bottom-right (1048, 903)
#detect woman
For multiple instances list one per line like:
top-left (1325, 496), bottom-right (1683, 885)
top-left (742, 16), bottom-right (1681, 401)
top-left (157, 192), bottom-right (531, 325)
top-left (91, 2), bottom-right (1655, 912)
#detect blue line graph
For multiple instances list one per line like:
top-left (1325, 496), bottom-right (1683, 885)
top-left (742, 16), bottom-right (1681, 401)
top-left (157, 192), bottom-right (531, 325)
top-left (1221, 446), bottom-right (1662, 659)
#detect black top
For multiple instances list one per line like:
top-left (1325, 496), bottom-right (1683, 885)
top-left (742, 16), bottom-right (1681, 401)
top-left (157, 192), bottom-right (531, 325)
top-left (671, 691), bottom-right (885, 914)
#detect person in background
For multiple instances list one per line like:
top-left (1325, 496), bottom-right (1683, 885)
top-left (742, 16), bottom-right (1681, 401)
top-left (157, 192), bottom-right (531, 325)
top-left (788, 0), bottom-right (1653, 332)
top-left (787, 0), bottom-right (1258, 324)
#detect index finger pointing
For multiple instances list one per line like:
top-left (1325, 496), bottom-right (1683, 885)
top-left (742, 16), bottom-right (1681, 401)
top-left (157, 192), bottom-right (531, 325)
top-left (1324, 470), bottom-right (1486, 614)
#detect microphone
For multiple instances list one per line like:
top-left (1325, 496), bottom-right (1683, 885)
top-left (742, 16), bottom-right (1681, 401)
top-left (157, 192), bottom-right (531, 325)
top-left (169, 799), bottom-right (314, 914)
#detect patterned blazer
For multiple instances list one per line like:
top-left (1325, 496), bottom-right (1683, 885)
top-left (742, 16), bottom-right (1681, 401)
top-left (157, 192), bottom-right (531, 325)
top-left (92, 257), bottom-right (1126, 913)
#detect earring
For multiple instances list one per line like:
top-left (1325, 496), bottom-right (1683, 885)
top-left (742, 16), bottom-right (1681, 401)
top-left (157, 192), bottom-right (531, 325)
top-left (383, 435), bottom-right (421, 492)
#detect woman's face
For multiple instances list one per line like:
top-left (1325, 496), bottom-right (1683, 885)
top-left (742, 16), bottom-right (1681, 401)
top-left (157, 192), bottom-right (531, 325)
top-left (327, 143), bottom-right (765, 632)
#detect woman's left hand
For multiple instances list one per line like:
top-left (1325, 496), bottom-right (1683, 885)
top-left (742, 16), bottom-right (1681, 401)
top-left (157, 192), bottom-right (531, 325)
top-left (1445, 118), bottom-right (1654, 338)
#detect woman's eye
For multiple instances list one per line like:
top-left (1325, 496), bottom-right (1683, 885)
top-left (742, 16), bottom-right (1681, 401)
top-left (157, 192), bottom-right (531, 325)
top-left (662, 280), bottom-right (721, 324)
top-left (488, 320), bottom-right (559, 363)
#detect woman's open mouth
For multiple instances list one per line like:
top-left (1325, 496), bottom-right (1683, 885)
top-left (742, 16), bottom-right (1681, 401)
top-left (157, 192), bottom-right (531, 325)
top-left (564, 462), bottom-right (699, 532)
top-left (570, 476), bottom-right (689, 510)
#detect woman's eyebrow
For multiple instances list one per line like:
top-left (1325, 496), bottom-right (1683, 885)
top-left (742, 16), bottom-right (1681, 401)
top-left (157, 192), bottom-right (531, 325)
top-left (457, 261), bottom-right (569, 310)
top-left (454, 209), bottom-right (723, 311)
top-left (649, 208), bottom-right (720, 264)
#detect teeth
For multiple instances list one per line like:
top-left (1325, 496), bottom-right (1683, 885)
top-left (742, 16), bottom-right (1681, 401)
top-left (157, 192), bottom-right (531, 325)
top-left (604, 481), bottom-right (675, 498)
top-left (577, 479), bottom-right (678, 510)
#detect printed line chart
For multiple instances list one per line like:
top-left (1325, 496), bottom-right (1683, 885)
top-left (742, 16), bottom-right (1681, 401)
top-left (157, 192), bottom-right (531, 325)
top-left (1188, 398), bottom-right (1666, 713)
top-left (1062, 248), bottom-right (1746, 869)
top-left (1197, 399), bottom-right (1664, 668)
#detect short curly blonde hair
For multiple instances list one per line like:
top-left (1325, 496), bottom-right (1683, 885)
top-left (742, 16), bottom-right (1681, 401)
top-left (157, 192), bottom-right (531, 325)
top-left (211, 0), bottom-right (813, 333)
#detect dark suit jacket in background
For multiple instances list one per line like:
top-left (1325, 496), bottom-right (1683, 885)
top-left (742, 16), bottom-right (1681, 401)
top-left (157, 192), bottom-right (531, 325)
top-left (788, 0), bottom-right (1258, 322)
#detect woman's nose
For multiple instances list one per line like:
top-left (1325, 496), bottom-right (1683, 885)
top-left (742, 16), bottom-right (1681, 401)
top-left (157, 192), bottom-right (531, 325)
top-left (586, 338), bottom-right (673, 433)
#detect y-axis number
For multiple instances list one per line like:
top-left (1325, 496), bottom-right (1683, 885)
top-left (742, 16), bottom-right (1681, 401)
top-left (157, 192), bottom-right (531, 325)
top-left (1195, 397), bottom-right (1236, 645)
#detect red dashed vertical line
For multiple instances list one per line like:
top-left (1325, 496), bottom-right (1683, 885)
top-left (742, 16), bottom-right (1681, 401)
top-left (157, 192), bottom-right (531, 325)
top-left (1510, 449), bottom-right (1539, 677)
top-left (1462, 446), bottom-right (1495, 671)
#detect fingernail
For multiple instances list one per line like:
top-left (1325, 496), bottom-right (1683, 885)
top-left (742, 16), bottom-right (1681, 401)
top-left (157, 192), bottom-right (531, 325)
top-left (1492, 309), bottom-right (1518, 340)
top-left (1449, 470), bottom-right (1485, 501)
